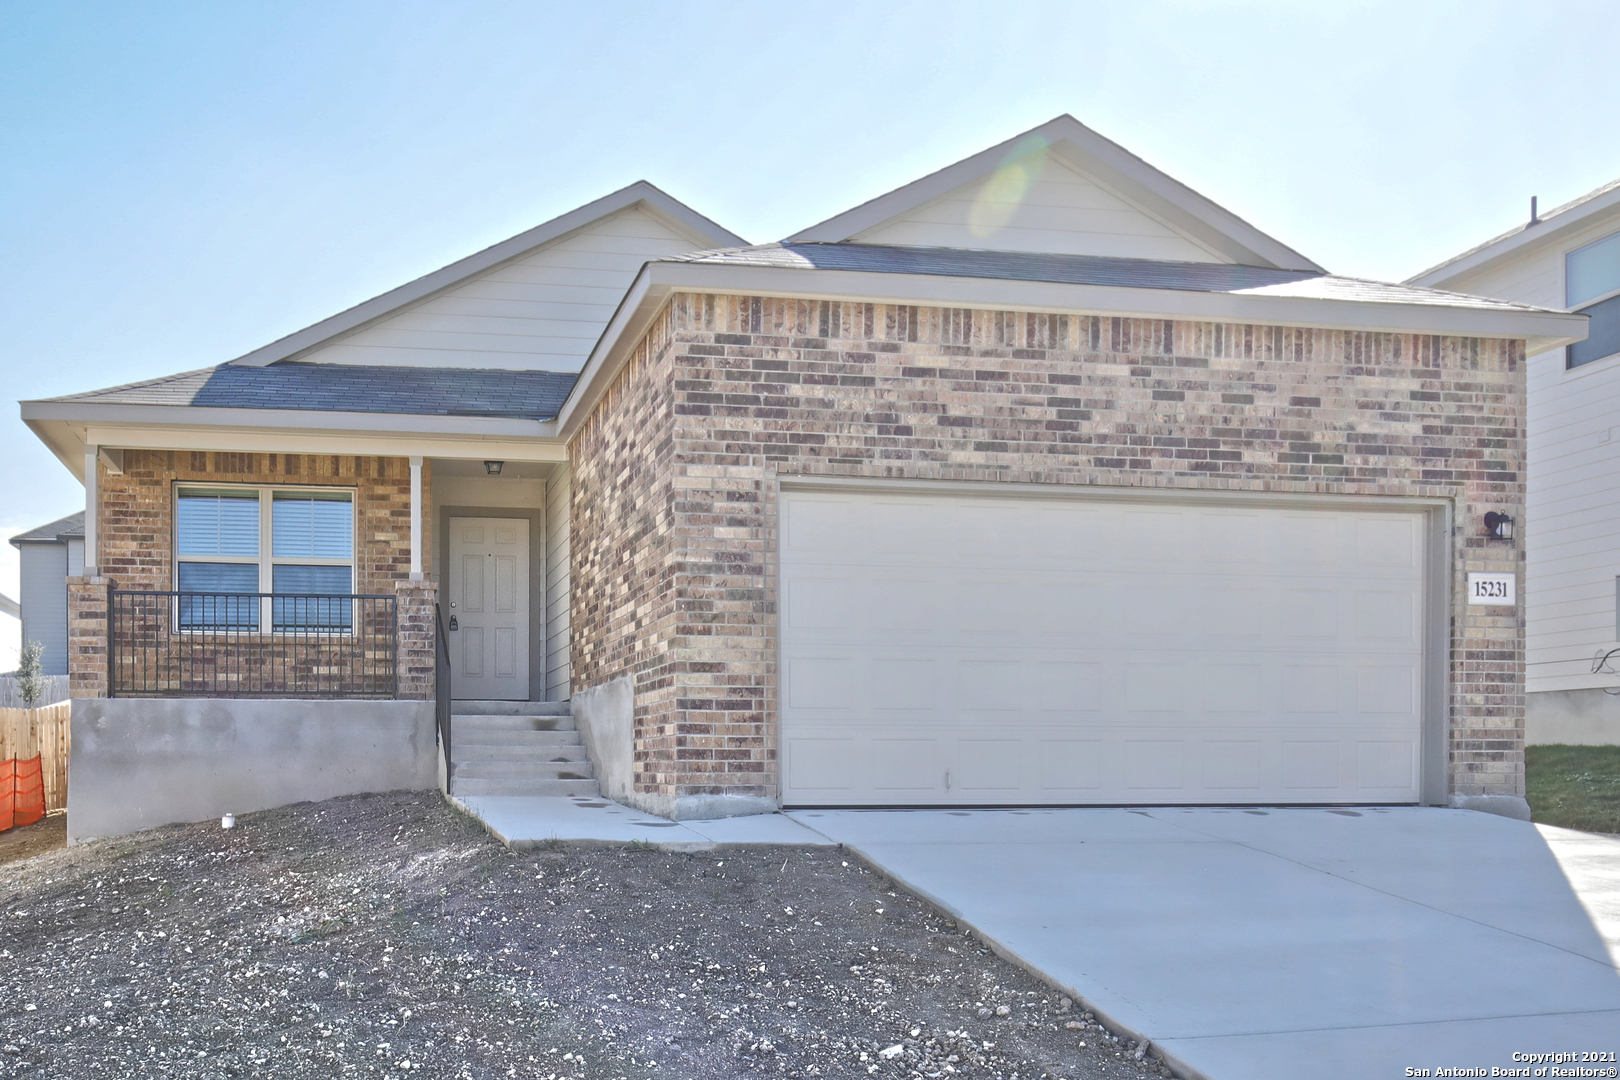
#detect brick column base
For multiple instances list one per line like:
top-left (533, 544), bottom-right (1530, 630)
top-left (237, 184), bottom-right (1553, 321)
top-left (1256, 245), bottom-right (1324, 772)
top-left (395, 580), bottom-right (439, 701)
top-left (66, 576), bottom-right (112, 699)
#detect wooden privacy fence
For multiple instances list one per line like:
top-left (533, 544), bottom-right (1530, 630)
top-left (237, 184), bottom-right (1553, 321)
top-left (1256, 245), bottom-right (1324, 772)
top-left (0, 701), bottom-right (71, 821)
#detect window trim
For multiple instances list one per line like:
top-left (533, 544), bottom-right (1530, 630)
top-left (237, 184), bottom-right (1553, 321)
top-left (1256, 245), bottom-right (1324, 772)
top-left (1566, 230), bottom-right (1620, 308)
top-left (1565, 230), bottom-right (1620, 370)
top-left (1565, 289), bottom-right (1620, 370)
top-left (173, 482), bottom-right (358, 634)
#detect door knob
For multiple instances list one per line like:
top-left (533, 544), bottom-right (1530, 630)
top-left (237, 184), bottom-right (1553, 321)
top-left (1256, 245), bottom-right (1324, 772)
top-left (448, 616), bottom-right (459, 631)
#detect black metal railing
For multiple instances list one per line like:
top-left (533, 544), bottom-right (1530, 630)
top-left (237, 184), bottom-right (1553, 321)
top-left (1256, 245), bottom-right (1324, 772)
top-left (108, 588), bottom-right (397, 699)
top-left (434, 602), bottom-right (453, 780)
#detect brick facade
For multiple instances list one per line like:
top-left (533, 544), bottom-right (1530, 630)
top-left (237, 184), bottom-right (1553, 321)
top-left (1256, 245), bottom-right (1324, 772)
top-left (394, 580), bottom-right (439, 702)
top-left (72, 451), bottom-right (432, 699)
top-left (571, 294), bottom-right (1526, 803)
top-left (66, 576), bottom-right (111, 699)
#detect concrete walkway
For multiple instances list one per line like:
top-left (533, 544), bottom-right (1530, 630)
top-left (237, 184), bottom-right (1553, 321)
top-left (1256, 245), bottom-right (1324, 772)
top-left (452, 793), bottom-right (832, 850)
top-left (789, 806), bottom-right (1620, 1080)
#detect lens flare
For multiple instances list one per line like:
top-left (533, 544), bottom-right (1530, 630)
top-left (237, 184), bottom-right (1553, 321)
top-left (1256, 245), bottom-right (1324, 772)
top-left (968, 133), bottom-right (1050, 240)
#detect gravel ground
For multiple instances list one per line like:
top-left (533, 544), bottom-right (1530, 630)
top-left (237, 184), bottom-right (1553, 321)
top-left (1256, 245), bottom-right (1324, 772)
top-left (0, 791), bottom-right (1174, 1080)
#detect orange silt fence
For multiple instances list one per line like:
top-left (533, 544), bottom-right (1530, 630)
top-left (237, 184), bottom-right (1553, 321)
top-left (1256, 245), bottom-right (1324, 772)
top-left (0, 758), bottom-right (13, 832)
top-left (12, 756), bottom-right (43, 828)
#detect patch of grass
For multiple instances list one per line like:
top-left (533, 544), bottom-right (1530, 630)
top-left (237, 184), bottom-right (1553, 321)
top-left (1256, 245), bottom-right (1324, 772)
top-left (1525, 744), bottom-right (1620, 834)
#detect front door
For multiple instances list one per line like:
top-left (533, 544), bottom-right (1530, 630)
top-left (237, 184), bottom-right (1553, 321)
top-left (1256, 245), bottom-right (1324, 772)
top-left (448, 517), bottom-right (529, 700)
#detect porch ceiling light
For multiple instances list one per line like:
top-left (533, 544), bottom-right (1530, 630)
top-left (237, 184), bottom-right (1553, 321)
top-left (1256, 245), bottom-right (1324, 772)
top-left (484, 460), bottom-right (504, 476)
top-left (1484, 511), bottom-right (1515, 542)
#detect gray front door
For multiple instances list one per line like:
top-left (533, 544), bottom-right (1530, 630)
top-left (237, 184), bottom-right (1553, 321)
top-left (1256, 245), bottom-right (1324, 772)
top-left (448, 517), bottom-right (529, 700)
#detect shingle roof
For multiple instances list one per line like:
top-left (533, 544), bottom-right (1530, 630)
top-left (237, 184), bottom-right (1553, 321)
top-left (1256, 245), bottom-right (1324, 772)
top-left (42, 362), bottom-right (578, 421)
top-left (1407, 175), bottom-right (1620, 285)
top-left (9, 511), bottom-right (84, 546)
top-left (659, 243), bottom-right (1559, 313)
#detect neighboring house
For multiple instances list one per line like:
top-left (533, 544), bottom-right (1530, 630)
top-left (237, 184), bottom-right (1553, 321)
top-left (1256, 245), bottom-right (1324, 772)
top-left (1408, 183), bottom-right (1620, 745)
top-left (6, 512), bottom-right (84, 676)
top-left (18, 116), bottom-right (1586, 832)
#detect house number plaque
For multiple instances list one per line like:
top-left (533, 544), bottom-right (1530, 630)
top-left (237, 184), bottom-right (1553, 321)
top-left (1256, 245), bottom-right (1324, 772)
top-left (1466, 573), bottom-right (1515, 606)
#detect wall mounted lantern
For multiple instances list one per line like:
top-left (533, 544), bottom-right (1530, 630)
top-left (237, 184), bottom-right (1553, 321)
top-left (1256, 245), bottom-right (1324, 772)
top-left (484, 460), bottom-right (504, 476)
top-left (1484, 511), bottom-right (1515, 542)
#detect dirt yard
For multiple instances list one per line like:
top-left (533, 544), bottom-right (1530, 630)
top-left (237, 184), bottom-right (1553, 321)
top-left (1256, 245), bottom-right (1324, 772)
top-left (0, 813), bottom-right (65, 868)
top-left (0, 791), bottom-right (1172, 1080)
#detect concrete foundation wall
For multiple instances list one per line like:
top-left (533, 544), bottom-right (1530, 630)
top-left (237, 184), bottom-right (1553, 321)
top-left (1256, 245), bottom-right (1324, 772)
top-left (572, 673), bottom-right (775, 819)
top-left (1527, 689), bottom-right (1620, 745)
top-left (572, 674), bottom-right (633, 804)
top-left (68, 697), bottom-right (438, 843)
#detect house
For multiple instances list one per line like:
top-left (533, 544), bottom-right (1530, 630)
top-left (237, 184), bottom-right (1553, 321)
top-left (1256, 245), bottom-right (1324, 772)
top-left (18, 116), bottom-right (1586, 838)
top-left (1408, 182), bottom-right (1620, 745)
top-left (7, 511), bottom-right (85, 676)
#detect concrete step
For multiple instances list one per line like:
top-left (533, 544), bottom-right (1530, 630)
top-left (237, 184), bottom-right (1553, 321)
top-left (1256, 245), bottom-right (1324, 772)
top-left (453, 714), bottom-right (576, 732)
top-left (452, 741), bottom-right (589, 762)
top-left (453, 759), bottom-right (596, 781)
top-left (452, 699), bottom-right (572, 717)
top-left (452, 776), bottom-right (600, 798)
top-left (453, 726), bottom-right (583, 746)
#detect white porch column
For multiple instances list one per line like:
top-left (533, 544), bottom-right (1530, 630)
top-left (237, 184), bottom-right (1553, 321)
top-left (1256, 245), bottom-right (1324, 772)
top-left (83, 445), bottom-right (99, 576)
top-left (409, 455), bottom-right (423, 581)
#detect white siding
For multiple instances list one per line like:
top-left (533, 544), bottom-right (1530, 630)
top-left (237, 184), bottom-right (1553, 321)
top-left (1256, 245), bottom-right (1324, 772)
top-left (303, 208), bottom-right (704, 371)
top-left (1438, 205), bottom-right (1620, 693)
top-left (17, 543), bottom-right (69, 676)
top-left (1524, 346), bottom-right (1620, 691)
top-left (544, 465), bottom-right (571, 701)
top-left (853, 151), bottom-right (1226, 262)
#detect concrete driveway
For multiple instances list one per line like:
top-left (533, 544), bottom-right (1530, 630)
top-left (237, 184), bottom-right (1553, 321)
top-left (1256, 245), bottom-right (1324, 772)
top-left (789, 807), bottom-right (1620, 1080)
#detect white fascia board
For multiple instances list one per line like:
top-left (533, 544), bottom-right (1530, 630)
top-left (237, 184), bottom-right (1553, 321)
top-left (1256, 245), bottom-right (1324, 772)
top-left (785, 115), bottom-right (1324, 273)
top-left (21, 405), bottom-right (565, 481)
top-left (656, 262), bottom-right (1586, 346)
top-left (230, 181), bottom-right (746, 368)
top-left (554, 261), bottom-right (1586, 438)
top-left (1407, 183), bottom-right (1620, 288)
top-left (21, 399), bottom-right (556, 439)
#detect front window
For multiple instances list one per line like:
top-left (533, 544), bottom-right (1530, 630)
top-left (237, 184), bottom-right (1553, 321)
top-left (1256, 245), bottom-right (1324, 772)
top-left (1566, 231), bottom-right (1620, 369)
top-left (175, 485), bottom-right (355, 631)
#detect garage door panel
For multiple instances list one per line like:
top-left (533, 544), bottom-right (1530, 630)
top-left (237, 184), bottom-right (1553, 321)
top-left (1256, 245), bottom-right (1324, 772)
top-left (1356, 515), bottom-right (1422, 567)
top-left (779, 491), bottom-right (1427, 806)
top-left (1197, 511), bottom-right (1270, 564)
top-left (955, 741), bottom-right (1022, 790)
top-left (1029, 506), bottom-right (1104, 558)
top-left (1111, 508), bottom-right (1185, 561)
top-left (1356, 589), bottom-right (1419, 641)
top-left (1038, 741), bottom-right (1103, 789)
top-left (1280, 515), bottom-right (1343, 564)
top-left (870, 740), bottom-right (940, 789)
top-left (1202, 741), bottom-right (1264, 790)
top-left (1126, 741), bottom-right (1187, 790)
top-left (1033, 662), bottom-right (1103, 711)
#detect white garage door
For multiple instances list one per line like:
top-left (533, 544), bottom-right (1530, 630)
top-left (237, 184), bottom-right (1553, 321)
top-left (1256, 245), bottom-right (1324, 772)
top-left (779, 489), bottom-right (1429, 806)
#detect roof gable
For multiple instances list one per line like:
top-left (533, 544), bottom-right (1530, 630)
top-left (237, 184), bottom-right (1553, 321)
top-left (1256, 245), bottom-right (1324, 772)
top-left (849, 148), bottom-right (1223, 262)
top-left (788, 116), bottom-right (1323, 272)
top-left (233, 182), bottom-right (745, 369)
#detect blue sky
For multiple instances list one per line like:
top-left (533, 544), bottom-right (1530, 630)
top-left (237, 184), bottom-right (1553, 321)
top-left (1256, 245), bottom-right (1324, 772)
top-left (3, 0), bottom-right (1619, 664)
